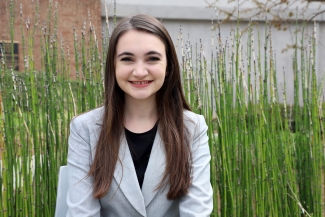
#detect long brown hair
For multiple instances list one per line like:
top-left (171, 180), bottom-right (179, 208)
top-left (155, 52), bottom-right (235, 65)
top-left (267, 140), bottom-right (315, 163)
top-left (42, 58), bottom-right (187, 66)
top-left (89, 14), bottom-right (192, 200)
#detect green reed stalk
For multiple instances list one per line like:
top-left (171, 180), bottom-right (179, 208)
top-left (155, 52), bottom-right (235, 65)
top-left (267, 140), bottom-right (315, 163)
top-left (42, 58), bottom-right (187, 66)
top-left (209, 18), bottom-right (218, 216)
top-left (1, 1), bottom-right (17, 216)
top-left (19, 3), bottom-right (30, 215)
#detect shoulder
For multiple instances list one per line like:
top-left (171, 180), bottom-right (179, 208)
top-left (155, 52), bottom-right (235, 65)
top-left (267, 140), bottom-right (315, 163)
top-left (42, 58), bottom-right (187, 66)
top-left (183, 109), bottom-right (206, 128)
top-left (73, 106), bottom-right (104, 123)
top-left (183, 110), bottom-right (207, 139)
top-left (70, 106), bottom-right (104, 132)
top-left (179, 110), bottom-right (212, 216)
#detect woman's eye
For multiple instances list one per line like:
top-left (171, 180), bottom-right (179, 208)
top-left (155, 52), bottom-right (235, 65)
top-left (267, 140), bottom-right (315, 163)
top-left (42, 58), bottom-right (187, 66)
top-left (148, 57), bottom-right (160, 62)
top-left (121, 57), bottom-right (132, 62)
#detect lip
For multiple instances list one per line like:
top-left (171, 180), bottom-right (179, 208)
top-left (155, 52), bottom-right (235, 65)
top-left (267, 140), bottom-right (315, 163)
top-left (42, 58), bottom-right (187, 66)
top-left (129, 80), bottom-right (153, 88)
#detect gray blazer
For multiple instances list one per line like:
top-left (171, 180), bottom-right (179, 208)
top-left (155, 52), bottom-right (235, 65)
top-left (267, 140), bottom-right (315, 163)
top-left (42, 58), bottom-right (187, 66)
top-left (67, 107), bottom-right (213, 217)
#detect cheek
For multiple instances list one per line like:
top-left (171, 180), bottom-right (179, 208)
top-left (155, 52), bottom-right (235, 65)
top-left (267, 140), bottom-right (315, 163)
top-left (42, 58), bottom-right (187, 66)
top-left (115, 70), bottom-right (126, 89)
top-left (115, 65), bottom-right (129, 79)
top-left (151, 64), bottom-right (167, 77)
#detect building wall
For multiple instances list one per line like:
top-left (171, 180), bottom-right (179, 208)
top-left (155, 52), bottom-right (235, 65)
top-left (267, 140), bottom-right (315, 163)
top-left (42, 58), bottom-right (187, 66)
top-left (0, 0), bottom-right (102, 78)
top-left (101, 0), bottom-right (325, 103)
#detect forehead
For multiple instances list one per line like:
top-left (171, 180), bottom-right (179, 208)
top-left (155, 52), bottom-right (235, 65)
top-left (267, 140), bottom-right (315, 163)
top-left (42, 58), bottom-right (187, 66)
top-left (116, 30), bottom-right (166, 53)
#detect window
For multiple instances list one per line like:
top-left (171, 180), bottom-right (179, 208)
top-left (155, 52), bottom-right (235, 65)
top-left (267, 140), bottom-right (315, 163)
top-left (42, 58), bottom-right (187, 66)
top-left (0, 41), bottom-right (19, 71)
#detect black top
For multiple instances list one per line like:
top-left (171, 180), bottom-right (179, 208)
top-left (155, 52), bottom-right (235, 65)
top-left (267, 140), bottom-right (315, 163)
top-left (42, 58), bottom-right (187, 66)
top-left (125, 123), bottom-right (157, 189)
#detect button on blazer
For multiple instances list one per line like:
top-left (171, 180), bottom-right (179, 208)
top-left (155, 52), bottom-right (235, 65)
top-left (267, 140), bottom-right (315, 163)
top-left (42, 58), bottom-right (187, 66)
top-left (67, 107), bottom-right (213, 217)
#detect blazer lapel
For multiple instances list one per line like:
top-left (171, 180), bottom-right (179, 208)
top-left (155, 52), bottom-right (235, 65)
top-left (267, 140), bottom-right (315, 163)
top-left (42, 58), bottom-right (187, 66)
top-left (113, 135), bottom-right (146, 216)
top-left (141, 131), bottom-right (166, 207)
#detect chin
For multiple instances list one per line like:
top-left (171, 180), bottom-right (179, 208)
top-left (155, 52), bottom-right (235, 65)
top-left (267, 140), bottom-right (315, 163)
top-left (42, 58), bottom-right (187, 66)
top-left (130, 94), bottom-right (155, 100)
top-left (133, 96), bottom-right (152, 100)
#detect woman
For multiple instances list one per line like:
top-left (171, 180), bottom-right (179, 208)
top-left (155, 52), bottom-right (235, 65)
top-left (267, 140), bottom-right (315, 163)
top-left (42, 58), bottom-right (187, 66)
top-left (67, 14), bottom-right (212, 217)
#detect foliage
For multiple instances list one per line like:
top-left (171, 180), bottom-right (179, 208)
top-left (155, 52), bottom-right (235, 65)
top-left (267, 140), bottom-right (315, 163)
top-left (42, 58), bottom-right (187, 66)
top-left (0, 1), bottom-right (103, 216)
top-left (207, 0), bottom-right (325, 23)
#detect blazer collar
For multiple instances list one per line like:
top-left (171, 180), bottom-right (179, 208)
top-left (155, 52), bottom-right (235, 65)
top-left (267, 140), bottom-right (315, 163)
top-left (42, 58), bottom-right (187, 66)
top-left (113, 129), bottom-right (165, 215)
top-left (113, 135), bottom-right (146, 216)
top-left (141, 131), bottom-right (166, 207)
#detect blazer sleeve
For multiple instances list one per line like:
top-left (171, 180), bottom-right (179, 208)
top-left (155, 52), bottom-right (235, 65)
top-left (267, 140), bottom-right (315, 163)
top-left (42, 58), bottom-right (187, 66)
top-left (66, 117), bottom-right (101, 217)
top-left (179, 114), bottom-right (213, 217)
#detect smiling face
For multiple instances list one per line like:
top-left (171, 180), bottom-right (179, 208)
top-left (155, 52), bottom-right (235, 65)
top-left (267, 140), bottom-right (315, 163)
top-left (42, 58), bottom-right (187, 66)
top-left (115, 30), bottom-right (167, 103)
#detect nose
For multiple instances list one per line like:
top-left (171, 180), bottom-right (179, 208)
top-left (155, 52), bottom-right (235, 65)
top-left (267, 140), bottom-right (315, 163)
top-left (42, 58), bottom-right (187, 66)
top-left (133, 62), bottom-right (148, 77)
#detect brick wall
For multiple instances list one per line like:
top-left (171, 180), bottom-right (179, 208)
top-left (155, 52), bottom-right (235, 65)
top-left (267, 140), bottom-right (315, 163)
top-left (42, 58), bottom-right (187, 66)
top-left (0, 0), bottom-right (102, 78)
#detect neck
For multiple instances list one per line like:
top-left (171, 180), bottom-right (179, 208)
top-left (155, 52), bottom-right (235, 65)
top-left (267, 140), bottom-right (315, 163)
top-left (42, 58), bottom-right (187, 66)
top-left (124, 95), bottom-right (158, 133)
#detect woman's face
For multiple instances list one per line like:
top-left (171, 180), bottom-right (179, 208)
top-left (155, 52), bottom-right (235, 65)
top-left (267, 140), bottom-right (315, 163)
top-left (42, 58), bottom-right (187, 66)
top-left (115, 30), bottom-right (167, 102)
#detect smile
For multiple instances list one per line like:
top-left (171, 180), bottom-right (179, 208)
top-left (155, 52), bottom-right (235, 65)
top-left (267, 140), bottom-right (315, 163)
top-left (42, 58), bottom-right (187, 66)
top-left (130, 81), bottom-right (152, 84)
top-left (129, 80), bottom-right (153, 88)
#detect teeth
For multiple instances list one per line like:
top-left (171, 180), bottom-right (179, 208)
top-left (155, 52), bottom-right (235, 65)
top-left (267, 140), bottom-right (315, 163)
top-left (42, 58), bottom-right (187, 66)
top-left (132, 81), bottom-right (149, 84)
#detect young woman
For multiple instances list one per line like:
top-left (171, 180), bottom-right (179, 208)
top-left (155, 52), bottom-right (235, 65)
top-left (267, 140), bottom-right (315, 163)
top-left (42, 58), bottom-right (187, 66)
top-left (67, 14), bottom-right (212, 217)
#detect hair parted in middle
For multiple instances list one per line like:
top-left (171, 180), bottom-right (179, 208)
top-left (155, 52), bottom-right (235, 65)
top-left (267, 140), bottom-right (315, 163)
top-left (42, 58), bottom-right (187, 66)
top-left (89, 14), bottom-right (192, 200)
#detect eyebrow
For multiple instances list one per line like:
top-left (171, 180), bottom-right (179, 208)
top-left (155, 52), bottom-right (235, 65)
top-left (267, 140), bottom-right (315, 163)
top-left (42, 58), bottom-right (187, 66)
top-left (117, 51), bottom-right (163, 58)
